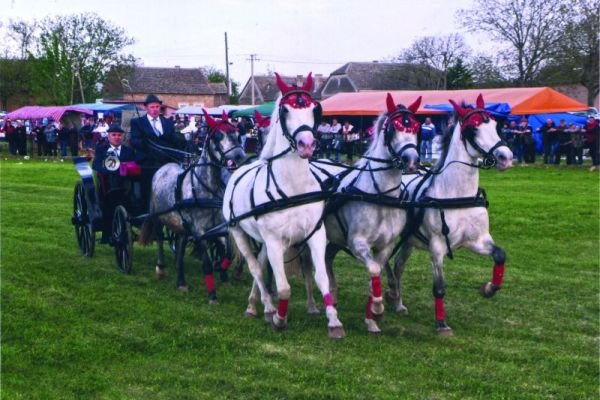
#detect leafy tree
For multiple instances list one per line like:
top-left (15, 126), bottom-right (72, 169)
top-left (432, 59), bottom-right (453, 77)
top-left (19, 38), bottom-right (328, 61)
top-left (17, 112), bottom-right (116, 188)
top-left (12, 13), bottom-right (135, 105)
top-left (457, 0), bottom-right (569, 86)
top-left (446, 58), bottom-right (473, 89)
top-left (396, 34), bottom-right (470, 89)
top-left (204, 66), bottom-right (240, 104)
top-left (0, 57), bottom-right (33, 110)
top-left (468, 55), bottom-right (511, 88)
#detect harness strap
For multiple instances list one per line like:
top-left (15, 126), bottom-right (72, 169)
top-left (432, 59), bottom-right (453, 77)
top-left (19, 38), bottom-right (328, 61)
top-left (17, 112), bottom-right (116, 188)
top-left (439, 209), bottom-right (454, 259)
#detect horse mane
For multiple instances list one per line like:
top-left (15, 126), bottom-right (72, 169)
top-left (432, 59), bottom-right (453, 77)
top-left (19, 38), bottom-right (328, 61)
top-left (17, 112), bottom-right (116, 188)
top-left (355, 112), bottom-right (388, 168)
top-left (433, 112), bottom-right (461, 171)
top-left (259, 94), bottom-right (283, 160)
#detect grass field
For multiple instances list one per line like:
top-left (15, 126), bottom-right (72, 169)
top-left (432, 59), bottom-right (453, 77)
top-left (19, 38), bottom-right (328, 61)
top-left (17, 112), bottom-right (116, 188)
top-left (1, 157), bottom-right (598, 399)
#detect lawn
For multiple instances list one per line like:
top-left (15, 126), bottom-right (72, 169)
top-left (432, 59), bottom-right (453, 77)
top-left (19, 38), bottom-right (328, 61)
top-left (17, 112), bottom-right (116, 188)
top-left (1, 157), bottom-right (598, 399)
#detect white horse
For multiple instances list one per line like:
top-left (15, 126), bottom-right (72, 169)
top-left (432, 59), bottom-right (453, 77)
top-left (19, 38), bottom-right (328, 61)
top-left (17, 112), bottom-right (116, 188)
top-left (386, 94), bottom-right (513, 335)
top-left (322, 94), bottom-right (421, 335)
top-left (222, 73), bottom-right (345, 338)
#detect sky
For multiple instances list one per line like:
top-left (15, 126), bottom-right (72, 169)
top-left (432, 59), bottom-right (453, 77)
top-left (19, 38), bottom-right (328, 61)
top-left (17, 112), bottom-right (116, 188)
top-left (3, 0), bottom-right (483, 86)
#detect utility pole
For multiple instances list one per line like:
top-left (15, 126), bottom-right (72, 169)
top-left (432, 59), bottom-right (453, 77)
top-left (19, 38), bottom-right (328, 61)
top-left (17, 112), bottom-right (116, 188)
top-left (248, 54), bottom-right (259, 105)
top-left (224, 32), bottom-right (231, 99)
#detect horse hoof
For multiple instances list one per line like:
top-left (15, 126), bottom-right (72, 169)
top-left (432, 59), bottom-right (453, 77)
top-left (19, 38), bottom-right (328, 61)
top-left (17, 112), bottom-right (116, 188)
top-left (480, 282), bottom-right (500, 298)
top-left (263, 311), bottom-right (275, 323)
top-left (245, 310), bottom-right (257, 318)
top-left (177, 285), bottom-right (188, 292)
top-left (271, 314), bottom-right (287, 331)
top-left (155, 266), bottom-right (165, 280)
top-left (385, 290), bottom-right (399, 306)
top-left (208, 299), bottom-right (219, 305)
top-left (437, 327), bottom-right (454, 337)
top-left (396, 304), bottom-right (409, 315)
top-left (365, 318), bottom-right (381, 335)
top-left (328, 326), bottom-right (345, 339)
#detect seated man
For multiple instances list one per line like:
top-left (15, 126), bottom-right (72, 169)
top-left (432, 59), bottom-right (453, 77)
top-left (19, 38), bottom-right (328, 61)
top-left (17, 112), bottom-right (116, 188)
top-left (92, 124), bottom-right (136, 243)
top-left (129, 94), bottom-right (184, 211)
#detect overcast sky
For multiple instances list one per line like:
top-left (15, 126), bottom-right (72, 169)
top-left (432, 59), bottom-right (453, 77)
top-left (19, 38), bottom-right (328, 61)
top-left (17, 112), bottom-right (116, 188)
top-left (4, 0), bottom-right (483, 85)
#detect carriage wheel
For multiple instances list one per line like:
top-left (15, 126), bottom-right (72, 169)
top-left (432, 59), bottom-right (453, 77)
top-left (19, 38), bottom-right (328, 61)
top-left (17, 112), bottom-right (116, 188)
top-left (113, 205), bottom-right (133, 274)
top-left (73, 182), bottom-right (95, 257)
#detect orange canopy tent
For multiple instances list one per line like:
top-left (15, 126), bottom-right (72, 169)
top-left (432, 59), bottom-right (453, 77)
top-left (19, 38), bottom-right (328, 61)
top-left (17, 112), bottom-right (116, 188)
top-left (321, 87), bottom-right (587, 116)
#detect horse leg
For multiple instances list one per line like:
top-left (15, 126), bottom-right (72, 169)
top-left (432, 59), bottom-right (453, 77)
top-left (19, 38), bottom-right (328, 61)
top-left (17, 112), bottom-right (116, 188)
top-left (175, 235), bottom-right (188, 291)
top-left (308, 229), bottom-right (345, 339)
top-left (155, 223), bottom-right (167, 280)
top-left (246, 245), bottom-right (275, 321)
top-left (386, 243), bottom-right (414, 314)
top-left (263, 239), bottom-right (291, 331)
top-left (230, 228), bottom-right (274, 317)
top-left (215, 238), bottom-right (232, 283)
top-left (465, 237), bottom-right (506, 298)
top-left (429, 237), bottom-right (452, 336)
top-left (350, 236), bottom-right (384, 334)
top-left (325, 243), bottom-right (341, 305)
top-left (299, 247), bottom-right (319, 315)
top-left (200, 242), bottom-right (218, 304)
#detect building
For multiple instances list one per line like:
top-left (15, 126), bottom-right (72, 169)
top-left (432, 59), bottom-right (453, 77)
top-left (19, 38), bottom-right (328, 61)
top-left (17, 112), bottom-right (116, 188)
top-left (103, 66), bottom-right (228, 113)
top-left (238, 74), bottom-right (326, 105)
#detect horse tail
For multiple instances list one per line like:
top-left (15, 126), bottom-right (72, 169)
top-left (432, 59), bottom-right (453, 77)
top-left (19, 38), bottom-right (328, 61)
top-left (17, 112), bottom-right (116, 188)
top-left (138, 217), bottom-right (156, 245)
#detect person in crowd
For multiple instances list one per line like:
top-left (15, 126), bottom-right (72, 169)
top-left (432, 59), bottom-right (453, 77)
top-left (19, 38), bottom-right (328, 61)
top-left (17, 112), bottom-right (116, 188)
top-left (419, 117), bottom-right (436, 164)
top-left (518, 118), bottom-right (535, 164)
top-left (68, 122), bottom-right (79, 157)
top-left (57, 122), bottom-right (70, 158)
top-left (500, 121), bottom-right (514, 150)
top-left (33, 121), bottom-right (45, 157)
top-left (92, 124), bottom-right (136, 243)
top-left (554, 119), bottom-right (571, 165)
top-left (15, 120), bottom-right (27, 156)
top-left (5, 119), bottom-right (16, 155)
top-left (130, 94), bottom-right (184, 210)
top-left (234, 117), bottom-right (248, 151)
top-left (93, 119), bottom-right (109, 146)
top-left (342, 120), bottom-right (359, 163)
top-left (538, 118), bottom-right (557, 164)
top-left (583, 116), bottom-right (599, 171)
top-left (44, 120), bottom-right (58, 157)
top-left (316, 120), bottom-right (332, 159)
top-left (329, 118), bottom-right (342, 162)
top-left (508, 120), bottom-right (521, 162)
top-left (80, 118), bottom-right (95, 150)
top-left (568, 123), bottom-right (584, 166)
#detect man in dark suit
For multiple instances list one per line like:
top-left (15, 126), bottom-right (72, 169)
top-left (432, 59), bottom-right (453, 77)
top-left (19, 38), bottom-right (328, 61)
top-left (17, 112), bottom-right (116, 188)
top-left (130, 94), bottom-right (183, 210)
top-left (93, 124), bottom-right (136, 243)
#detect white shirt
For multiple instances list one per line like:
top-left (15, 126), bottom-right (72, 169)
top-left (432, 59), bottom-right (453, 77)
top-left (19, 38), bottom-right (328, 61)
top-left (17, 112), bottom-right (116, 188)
top-left (147, 115), bottom-right (163, 135)
top-left (110, 145), bottom-right (121, 157)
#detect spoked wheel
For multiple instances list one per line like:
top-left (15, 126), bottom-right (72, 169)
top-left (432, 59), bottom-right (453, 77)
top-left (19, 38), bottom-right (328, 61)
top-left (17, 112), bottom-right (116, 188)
top-left (72, 182), bottom-right (95, 257)
top-left (113, 205), bottom-right (133, 274)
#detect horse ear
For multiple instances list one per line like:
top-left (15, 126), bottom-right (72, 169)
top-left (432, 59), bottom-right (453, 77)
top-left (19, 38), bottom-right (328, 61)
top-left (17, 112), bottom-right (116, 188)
top-left (476, 93), bottom-right (485, 109)
top-left (386, 93), bottom-right (396, 113)
top-left (449, 99), bottom-right (467, 117)
top-left (408, 96), bottom-right (422, 114)
top-left (275, 72), bottom-right (292, 95)
top-left (202, 109), bottom-right (217, 128)
top-left (300, 72), bottom-right (313, 92)
top-left (221, 110), bottom-right (229, 123)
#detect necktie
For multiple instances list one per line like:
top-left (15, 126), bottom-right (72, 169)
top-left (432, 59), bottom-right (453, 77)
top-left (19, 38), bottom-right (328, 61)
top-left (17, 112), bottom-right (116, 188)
top-left (112, 146), bottom-right (120, 157)
top-left (152, 118), bottom-right (162, 136)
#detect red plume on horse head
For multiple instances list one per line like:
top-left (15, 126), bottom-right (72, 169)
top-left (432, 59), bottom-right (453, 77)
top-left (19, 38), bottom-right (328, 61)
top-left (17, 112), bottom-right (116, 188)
top-left (254, 110), bottom-right (270, 128)
top-left (220, 110), bottom-right (229, 123)
top-left (386, 93), bottom-right (422, 114)
top-left (449, 93), bottom-right (486, 117)
top-left (275, 72), bottom-right (314, 94)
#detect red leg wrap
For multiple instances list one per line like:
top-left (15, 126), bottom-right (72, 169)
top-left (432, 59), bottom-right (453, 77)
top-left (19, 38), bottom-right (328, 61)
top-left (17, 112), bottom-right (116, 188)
top-left (204, 274), bottom-right (216, 293)
top-left (277, 299), bottom-right (289, 319)
top-left (435, 298), bottom-right (445, 321)
top-left (492, 264), bottom-right (505, 287)
top-left (371, 276), bottom-right (382, 298)
top-left (220, 257), bottom-right (231, 270)
top-left (365, 296), bottom-right (373, 319)
top-left (323, 293), bottom-right (334, 308)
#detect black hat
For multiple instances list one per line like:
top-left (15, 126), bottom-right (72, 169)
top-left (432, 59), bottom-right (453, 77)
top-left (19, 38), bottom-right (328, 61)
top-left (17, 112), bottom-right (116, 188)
top-left (144, 94), bottom-right (162, 105)
top-left (107, 123), bottom-right (125, 133)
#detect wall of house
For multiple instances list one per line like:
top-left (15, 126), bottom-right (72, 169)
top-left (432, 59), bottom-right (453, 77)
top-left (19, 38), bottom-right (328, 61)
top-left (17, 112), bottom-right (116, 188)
top-left (132, 93), bottom-right (228, 108)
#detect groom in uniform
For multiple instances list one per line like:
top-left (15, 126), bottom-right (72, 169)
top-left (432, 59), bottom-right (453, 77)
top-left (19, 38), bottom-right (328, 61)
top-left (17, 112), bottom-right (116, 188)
top-left (130, 94), bottom-right (183, 210)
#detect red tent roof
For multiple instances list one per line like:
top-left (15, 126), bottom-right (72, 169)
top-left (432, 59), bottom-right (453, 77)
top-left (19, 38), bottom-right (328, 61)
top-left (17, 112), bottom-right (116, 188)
top-left (6, 105), bottom-right (93, 121)
top-left (321, 87), bottom-right (588, 116)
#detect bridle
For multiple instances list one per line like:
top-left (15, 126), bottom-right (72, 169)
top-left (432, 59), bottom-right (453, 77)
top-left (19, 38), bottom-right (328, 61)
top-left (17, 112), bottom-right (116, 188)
top-left (278, 89), bottom-right (322, 151)
top-left (370, 106), bottom-right (419, 170)
top-left (459, 108), bottom-right (506, 168)
top-left (205, 123), bottom-right (244, 167)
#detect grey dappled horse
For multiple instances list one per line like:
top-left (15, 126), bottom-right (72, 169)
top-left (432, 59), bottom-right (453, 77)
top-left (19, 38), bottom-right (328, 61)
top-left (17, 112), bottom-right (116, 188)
top-left (139, 110), bottom-right (246, 303)
top-left (386, 94), bottom-right (513, 335)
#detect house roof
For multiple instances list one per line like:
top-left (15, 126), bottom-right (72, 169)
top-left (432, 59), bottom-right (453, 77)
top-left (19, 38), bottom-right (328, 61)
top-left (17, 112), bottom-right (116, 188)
top-left (238, 74), bottom-right (322, 104)
top-left (321, 87), bottom-right (588, 116)
top-left (321, 62), bottom-right (442, 98)
top-left (127, 67), bottom-right (217, 95)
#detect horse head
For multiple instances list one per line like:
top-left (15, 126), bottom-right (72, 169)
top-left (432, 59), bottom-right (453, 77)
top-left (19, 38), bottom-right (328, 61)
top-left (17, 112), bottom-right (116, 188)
top-left (202, 109), bottom-right (247, 170)
top-left (254, 110), bottom-right (271, 145)
top-left (275, 72), bottom-right (321, 159)
top-left (449, 94), bottom-right (513, 171)
top-left (382, 93), bottom-right (421, 172)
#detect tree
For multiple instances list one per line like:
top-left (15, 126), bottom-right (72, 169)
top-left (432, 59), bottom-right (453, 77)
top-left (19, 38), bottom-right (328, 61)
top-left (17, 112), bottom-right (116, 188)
top-left (7, 20), bottom-right (38, 59)
top-left (457, 0), bottom-right (569, 86)
top-left (468, 55), bottom-right (511, 88)
top-left (396, 34), bottom-right (470, 89)
top-left (0, 58), bottom-right (33, 110)
top-left (446, 58), bottom-right (473, 89)
top-left (204, 66), bottom-right (239, 104)
top-left (12, 13), bottom-right (136, 105)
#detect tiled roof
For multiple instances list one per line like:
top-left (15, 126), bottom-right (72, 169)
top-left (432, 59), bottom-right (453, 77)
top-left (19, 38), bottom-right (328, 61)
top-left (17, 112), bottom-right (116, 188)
top-left (239, 74), bottom-right (323, 104)
top-left (127, 67), bottom-right (216, 95)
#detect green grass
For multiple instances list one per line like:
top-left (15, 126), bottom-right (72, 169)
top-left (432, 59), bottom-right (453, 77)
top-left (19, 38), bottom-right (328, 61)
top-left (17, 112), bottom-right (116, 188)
top-left (1, 157), bottom-right (598, 399)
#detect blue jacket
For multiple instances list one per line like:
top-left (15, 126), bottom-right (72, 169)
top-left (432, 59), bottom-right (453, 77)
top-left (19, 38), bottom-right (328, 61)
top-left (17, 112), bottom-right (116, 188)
top-left (129, 115), bottom-right (181, 168)
top-left (420, 123), bottom-right (436, 141)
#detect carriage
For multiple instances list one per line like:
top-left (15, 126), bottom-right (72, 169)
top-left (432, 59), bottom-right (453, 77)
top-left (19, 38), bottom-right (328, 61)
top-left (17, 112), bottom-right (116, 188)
top-left (70, 156), bottom-right (175, 274)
